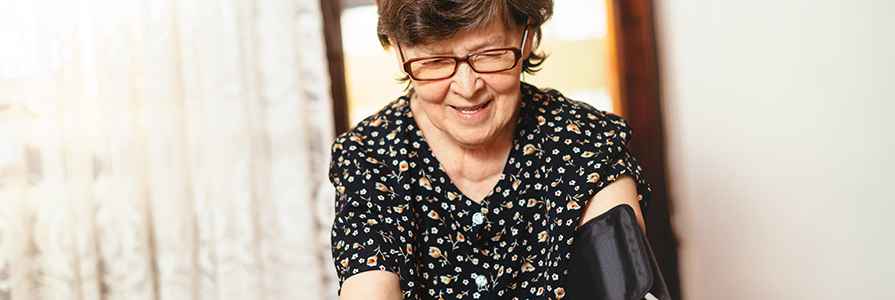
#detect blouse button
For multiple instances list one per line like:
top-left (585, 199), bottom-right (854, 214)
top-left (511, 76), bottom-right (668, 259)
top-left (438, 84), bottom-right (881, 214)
top-left (475, 274), bottom-right (488, 290)
top-left (472, 212), bottom-right (485, 226)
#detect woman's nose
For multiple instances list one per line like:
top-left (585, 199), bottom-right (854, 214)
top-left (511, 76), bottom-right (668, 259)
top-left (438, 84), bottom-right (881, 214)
top-left (451, 62), bottom-right (481, 98)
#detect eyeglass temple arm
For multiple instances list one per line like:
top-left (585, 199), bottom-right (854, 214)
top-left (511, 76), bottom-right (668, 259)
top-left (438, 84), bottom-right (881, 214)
top-left (521, 23), bottom-right (529, 50)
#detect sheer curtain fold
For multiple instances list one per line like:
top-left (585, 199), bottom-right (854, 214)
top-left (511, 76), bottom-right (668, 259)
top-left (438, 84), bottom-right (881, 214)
top-left (0, 0), bottom-right (337, 299)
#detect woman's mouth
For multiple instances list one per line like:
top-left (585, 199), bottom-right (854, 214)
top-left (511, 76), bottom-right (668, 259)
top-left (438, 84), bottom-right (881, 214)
top-left (452, 99), bottom-right (492, 115)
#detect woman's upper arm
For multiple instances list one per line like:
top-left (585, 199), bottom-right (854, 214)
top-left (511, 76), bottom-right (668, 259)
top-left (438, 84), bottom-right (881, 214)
top-left (340, 270), bottom-right (402, 300)
top-left (332, 204), bottom-right (404, 299)
top-left (577, 174), bottom-right (645, 232)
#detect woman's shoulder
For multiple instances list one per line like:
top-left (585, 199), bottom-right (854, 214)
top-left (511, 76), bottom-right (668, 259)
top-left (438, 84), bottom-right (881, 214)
top-left (520, 83), bottom-right (634, 146)
top-left (329, 95), bottom-right (417, 207)
top-left (519, 83), bottom-right (651, 214)
top-left (332, 96), bottom-right (412, 155)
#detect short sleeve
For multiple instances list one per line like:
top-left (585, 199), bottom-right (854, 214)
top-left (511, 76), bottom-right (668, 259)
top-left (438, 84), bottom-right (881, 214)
top-left (329, 139), bottom-right (402, 286)
top-left (599, 114), bottom-right (652, 215)
top-left (531, 87), bottom-right (653, 216)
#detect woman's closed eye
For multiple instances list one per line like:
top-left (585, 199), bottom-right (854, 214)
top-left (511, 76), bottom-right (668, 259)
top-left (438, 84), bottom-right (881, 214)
top-left (476, 51), bottom-right (506, 58)
top-left (420, 58), bottom-right (454, 66)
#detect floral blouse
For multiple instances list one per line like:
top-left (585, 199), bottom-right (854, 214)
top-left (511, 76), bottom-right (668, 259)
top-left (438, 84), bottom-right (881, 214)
top-left (330, 83), bottom-right (650, 299)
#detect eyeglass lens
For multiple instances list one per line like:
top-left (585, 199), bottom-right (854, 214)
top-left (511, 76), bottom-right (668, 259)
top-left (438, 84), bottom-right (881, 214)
top-left (409, 49), bottom-right (518, 80)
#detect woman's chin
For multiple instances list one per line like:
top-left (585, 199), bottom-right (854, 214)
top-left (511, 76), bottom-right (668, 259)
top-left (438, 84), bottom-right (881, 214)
top-left (445, 128), bottom-right (501, 150)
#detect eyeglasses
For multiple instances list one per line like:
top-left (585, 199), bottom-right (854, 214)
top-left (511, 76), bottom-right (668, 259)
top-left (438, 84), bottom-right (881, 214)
top-left (397, 25), bottom-right (529, 81)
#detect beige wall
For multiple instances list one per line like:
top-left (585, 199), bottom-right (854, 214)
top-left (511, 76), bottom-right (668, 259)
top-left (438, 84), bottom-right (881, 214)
top-left (654, 0), bottom-right (894, 299)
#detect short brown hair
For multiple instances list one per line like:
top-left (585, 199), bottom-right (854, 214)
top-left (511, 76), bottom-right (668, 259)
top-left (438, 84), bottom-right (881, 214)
top-left (375, 0), bottom-right (554, 76)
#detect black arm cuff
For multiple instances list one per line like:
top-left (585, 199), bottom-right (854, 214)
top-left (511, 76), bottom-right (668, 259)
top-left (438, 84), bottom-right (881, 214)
top-left (565, 204), bottom-right (671, 300)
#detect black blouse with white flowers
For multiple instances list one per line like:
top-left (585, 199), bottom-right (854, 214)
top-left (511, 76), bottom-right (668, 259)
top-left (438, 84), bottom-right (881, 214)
top-left (330, 82), bottom-right (650, 300)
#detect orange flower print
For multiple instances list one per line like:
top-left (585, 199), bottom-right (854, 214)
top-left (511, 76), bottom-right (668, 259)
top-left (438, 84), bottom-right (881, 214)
top-left (555, 287), bottom-right (566, 298)
top-left (420, 177), bottom-right (432, 190)
top-left (366, 255), bottom-right (378, 266)
top-left (491, 234), bottom-right (502, 242)
top-left (348, 134), bottom-right (362, 144)
top-left (566, 123), bottom-right (581, 134)
top-left (522, 262), bottom-right (535, 272)
top-left (429, 247), bottom-right (442, 258)
top-left (523, 144), bottom-right (537, 155)
top-left (527, 198), bottom-right (538, 207)
top-left (587, 173), bottom-right (600, 183)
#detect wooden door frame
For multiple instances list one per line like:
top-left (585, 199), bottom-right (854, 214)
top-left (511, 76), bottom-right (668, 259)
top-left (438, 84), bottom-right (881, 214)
top-left (320, 0), bottom-right (350, 135)
top-left (611, 0), bottom-right (681, 298)
top-left (320, 0), bottom-right (681, 298)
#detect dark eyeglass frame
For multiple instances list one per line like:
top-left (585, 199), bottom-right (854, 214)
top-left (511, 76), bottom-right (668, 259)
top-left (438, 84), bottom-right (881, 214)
top-left (397, 24), bottom-right (530, 81)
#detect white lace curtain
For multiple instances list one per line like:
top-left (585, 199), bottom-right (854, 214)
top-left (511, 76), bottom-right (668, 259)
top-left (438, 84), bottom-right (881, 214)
top-left (0, 0), bottom-right (338, 298)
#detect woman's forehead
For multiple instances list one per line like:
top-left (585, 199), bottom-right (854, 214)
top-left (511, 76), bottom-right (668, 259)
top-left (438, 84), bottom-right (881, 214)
top-left (407, 22), bottom-right (518, 55)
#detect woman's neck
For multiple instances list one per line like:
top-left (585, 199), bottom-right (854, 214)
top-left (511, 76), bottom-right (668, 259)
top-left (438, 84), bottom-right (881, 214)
top-left (411, 98), bottom-right (518, 203)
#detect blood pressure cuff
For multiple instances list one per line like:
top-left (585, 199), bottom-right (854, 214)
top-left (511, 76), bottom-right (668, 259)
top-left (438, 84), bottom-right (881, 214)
top-left (565, 204), bottom-right (671, 300)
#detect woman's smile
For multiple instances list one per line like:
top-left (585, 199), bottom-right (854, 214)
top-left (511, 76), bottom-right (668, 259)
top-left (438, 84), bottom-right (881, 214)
top-left (450, 99), bottom-right (493, 119)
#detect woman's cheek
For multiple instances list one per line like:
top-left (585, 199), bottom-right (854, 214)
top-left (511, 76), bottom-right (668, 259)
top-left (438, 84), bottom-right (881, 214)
top-left (412, 80), bottom-right (451, 103)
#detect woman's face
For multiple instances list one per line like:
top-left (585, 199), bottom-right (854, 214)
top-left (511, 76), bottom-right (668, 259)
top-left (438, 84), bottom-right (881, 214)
top-left (399, 22), bottom-right (532, 150)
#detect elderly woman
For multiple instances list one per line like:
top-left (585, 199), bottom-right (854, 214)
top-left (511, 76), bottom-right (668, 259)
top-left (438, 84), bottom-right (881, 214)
top-left (330, 1), bottom-right (654, 299)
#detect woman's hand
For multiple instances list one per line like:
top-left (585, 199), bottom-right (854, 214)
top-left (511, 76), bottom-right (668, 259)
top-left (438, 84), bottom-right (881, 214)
top-left (577, 174), bottom-right (646, 232)
top-left (340, 270), bottom-right (402, 300)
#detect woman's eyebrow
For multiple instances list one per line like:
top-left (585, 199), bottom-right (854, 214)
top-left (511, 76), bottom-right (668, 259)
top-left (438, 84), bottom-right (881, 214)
top-left (463, 37), bottom-right (514, 52)
top-left (413, 36), bottom-right (512, 57)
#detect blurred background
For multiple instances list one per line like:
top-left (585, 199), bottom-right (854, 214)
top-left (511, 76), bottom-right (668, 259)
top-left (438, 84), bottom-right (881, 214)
top-left (656, 0), bottom-right (893, 298)
top-left (1, 0), bottom-right (893, 299)
top-left (0, 0), bottom-right (338, 298)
